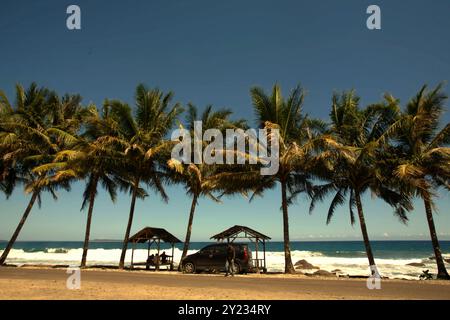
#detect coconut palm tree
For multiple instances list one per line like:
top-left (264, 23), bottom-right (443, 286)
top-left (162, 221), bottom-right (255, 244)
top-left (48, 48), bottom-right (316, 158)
top-left (36, 103), bottom-right (140, 268)
top-left (309, 91), bottom-right (413, 274)
top-left (387, 84), bottom-right (450, 279)
top-left (167, 103), bottom-right (247, 266)
top-left (249, 84), bottom-right (323, 273)
top-left (104, 84), bottom-right (182, 269)
top-left (0, 83), bottom-right (80, 265)
top-left (76, 106), bottom-right (126, 267)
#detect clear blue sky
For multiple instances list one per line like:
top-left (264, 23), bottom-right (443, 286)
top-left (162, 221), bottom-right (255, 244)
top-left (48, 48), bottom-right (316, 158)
top-left (0, 0), bottom-right (449, 242)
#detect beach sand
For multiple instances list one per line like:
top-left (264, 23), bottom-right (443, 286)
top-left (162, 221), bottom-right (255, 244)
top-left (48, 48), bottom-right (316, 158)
top-left (1, 266), bottom-right (450, 300)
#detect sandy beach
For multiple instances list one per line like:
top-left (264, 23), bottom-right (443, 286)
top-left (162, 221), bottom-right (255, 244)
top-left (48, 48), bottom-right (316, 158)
top-left (1, 266), bottom-right (450, 300)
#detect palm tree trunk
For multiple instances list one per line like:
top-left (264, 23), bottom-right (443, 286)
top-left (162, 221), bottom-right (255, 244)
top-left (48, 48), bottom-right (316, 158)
top-left (119, 178), bottom-right (139, 269)
top-left (424, 198), bottom-right (450, 279)
top-left (281, 180), bottom-right (295, 273)
top-left (355, 191), bottom-right (377, 272)
top-left (180, 194), bottom-right (198, 264)
top-left (0, 191), bottom-right (38, 265)
top-left (80, 178), bottom-right (98, 268)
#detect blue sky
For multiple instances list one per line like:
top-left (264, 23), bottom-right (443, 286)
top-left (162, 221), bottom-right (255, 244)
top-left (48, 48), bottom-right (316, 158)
top-left (0, 0), bottom-right (449, 242)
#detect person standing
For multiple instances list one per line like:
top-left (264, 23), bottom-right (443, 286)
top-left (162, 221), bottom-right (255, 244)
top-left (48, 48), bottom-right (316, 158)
top-left (225, 244), bottom-right (235, 277)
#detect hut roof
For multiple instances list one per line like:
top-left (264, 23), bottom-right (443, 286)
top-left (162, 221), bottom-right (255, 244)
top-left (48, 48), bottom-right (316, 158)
top-left (129, 227), bottom-right (182, 244)
top-left (210, 225), bottom-right (271, 241)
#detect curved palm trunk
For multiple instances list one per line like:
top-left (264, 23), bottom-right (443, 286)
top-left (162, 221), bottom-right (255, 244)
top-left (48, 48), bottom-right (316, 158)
top-left (80, 178), bottom-right (98, 268)
top-left (424, 198), bottom-right (449, 279)
top-left (180, 194), bottom-right (199, 266)
top-left (355, 191), bottom-right (377, 272)
top-left (281, 180), bottom-right (295, 273)
top-left (119, 178), bottom-right (139, 269)
top-left (0, 192), bottom-right (38, 265)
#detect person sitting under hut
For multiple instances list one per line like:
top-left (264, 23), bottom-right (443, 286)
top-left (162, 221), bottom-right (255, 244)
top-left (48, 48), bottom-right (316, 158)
top-left (146, 254), bottom-right (155, 270)
top-left (161, 251), bottom-right (167, 264)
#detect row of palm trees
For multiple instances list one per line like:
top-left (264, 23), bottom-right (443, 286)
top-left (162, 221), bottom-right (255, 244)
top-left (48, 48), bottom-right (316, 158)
top-left (0, 82), bottom-right (448, 279)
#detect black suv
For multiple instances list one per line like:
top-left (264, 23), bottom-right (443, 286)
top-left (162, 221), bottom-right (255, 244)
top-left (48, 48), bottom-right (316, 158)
top-left (181, 243), bottom-right (253, 274)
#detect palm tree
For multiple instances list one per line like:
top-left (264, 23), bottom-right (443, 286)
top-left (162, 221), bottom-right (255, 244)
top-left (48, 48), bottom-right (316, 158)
top-left (34, 105), bottom-right (122, 268)
top-left (388, 84), bottom-right (450, 279)
top-left (105, 84), bottom-right (182, 269)
top-left (168, 103), bottom-right (247, 266)
top-left (0, 83), bottom-right (80, 265)
top-left (77, 106), bottom-right (126, 267)
top-left (309, 91), bottom-right (413, 273)
top-left (249, 84), bottom-right (322, 273)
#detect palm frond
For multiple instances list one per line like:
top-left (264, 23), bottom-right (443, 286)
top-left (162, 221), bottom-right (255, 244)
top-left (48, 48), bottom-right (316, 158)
top-left (326, 188), bottom-right (347, 224)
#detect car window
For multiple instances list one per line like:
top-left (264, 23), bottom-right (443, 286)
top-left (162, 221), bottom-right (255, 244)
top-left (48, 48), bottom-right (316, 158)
top-left (200, 245), bottom-right (213, 253)
top-left (216, 246), bottom-right (227, 253)
top-left (200, 244), bottom-right (245, 254)
top-left (210, 245), bottom-right (224, 254)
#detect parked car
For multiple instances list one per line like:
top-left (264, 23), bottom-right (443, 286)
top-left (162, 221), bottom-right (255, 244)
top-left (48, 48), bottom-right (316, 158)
top-left (181, 243), bottom-right (253, 274)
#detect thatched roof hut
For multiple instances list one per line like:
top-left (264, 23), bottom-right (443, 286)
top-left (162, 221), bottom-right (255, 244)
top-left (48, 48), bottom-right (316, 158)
top-left (211, 225), bottom-right (270, 273)
top-left (129, 227), bottom-right (182, 271)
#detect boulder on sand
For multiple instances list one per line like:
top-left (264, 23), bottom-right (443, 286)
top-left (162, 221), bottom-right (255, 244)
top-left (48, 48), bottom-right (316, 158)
top-left (406, 262), bottom-right (426, 267)
top-left (313, 270), bottom-right (335, 277)
top-left (428, 257), bottom-right (450, 263)
top-left (294, 259), bottom-right (319, 270)
top-left (331, 269), bottom-right (342, 273)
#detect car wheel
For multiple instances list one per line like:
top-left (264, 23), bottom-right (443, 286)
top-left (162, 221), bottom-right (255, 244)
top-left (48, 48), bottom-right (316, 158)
top-left (233, 262), bottom-right (241, 274)
top-left (183, 262), bottom-right (196, 273)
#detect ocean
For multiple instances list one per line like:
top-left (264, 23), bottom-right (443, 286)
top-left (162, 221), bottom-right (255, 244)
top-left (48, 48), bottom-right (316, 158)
top-left (1, 240), bottom-right (449, 280)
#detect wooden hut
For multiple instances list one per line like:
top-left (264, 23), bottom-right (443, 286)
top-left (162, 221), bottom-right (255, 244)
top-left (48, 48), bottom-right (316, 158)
top-left (129, 227), bottom-right (182, 271)
top-left (210, 225), bottom-right (270, 273)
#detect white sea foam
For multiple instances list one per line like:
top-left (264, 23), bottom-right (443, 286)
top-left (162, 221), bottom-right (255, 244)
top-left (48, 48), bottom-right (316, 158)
top-left (261, 250), bottom-right (446, 280)
top-left (1, 248), bottom-right (448, 280)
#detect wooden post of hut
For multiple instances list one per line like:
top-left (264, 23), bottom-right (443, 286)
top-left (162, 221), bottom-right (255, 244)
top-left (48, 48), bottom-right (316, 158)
top-left (263, 239), bottom-right (266, 272)
top-left (255, 237), bottom-right (260, 274)
top-left (156, 238), bottom-right (161, 271)
top-left (171, 242), bottom-right (175, 271)
top-left (131, 241), bottom-right (136, 269)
